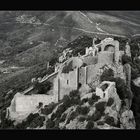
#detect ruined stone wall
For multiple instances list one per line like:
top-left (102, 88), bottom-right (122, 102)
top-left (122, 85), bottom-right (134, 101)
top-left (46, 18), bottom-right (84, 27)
top-left (107, 82), bottom-right (121, 112)
top-left (15, 94), bottom-right (56, 113)
top-left (82, 55), bottom-right (98, 65)
top-left (100, 40), bottom-right (120, 64)
top-left (86, 64), bottom-right (102, 85)
top-left (53, 76), bottom-right (60, 102)
top-left (96, 82), bottom-right (116, 100)
top-left (96, 81), bottom-right (121, 112)
top-left (98, 52), bottom-right (114, 65)
top-left (70, 57), bottom-right (83, 69)
top-left (79, 66), bottom-right (87, 85)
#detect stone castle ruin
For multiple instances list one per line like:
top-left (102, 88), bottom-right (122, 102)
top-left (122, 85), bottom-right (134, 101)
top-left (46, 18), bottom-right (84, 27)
top-left (7, 37), bottom-right (132, 121)
top-left (53, 37), bottom-right (130, 101)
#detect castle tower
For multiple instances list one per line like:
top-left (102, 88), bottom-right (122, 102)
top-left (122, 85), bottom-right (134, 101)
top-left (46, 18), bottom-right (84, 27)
top-left (114, 40), bottom-right (120, 64)
top-left (125, 42), bottom-right (131, 57)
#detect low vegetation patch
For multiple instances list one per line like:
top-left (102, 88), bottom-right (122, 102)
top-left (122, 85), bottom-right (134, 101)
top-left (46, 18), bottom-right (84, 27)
top-left (95, 101), bottom-right (106, 114)
top-left (15, 113), bottom-right (45, 129)
top-left (86, 121), bottom-right (94, 129)
top-left (41, 102), bottom-right (56, 115)
top-left (104, 116), bottom-right (116, 127)
top-left (87, 110), bottom-right (102, 122)
top-left (66, 111), bottom-right (78, 124)
top-left (46, 119), bottom-right (55, 129)
top-left (76, 106), bottom-right (90, 115)
top-left (107, 98), bottom-right (114, 107)
top-left (78, 116), bottom-right (86, 122)
top-left (88, 94), bottom-right (100, 106)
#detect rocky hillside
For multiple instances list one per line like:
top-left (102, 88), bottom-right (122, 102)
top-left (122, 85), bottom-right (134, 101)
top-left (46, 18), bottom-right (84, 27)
top-left (0, 88), bottom-right (135, 129)
top-left (1, 11), bottom-right (140, 129)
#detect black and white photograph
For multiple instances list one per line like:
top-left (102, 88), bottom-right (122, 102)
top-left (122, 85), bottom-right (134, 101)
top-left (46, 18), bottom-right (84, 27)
top-left (0, 10), bottom-right (140, 130)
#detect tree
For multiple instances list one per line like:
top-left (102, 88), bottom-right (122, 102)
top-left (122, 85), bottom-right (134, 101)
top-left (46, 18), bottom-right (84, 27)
top-left (86, 121), bottom-right (94, 129)
top-left (121, 54), bottom-right (132, 65)
top-left (100, 68), bottom-right (114, 82)
top-left (34, 81), bottom-right (52, 94)
top-left (95, 101), bottom-right (106, 113)
top-left (107, 98), bottom-right (114, 107)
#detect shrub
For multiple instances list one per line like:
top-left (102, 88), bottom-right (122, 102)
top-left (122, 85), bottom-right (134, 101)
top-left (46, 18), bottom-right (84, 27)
top-left (34, 81), bottom-right (52, 94)
top-left (90, 110), bottom-right (102, 121)
top-left (86, 121), bottom-right (94, 129)
top-left (41, 102), bottom-right (56, 115)
top-left (69, 90), bottom-right (79, 98)
top-left (62, 90), bottom-right (81, 107)
top-left (46, 119), bottom-right (55, 129)
top-left (100, 68), bottom-right (114, 82)
top-left (104, 116), bottom-right (116, 126)
top-left (81, 98), bottom-right (89, 104)
top-left (78, 116), bottom-right (86, 122)
top-left (52, 103), bottom-right (68, 120)
top-left (38, 102), bottom-right (43, 108)
top-left (15, 122), bottom-right (26, 129)
top-left (62, 95), bottom-right (70, 102)
top-left (49, 57), bottom-right (58, 66)
top-left (62, 61), bottom-right (73, 73)
top-left (77, 106), bottom-right (90, 115)
top-left (0, 118), bottom-right (14, 129)
top-left (66, 111), bottom-right (78, 124)
top-left (69, 90), bottom-right (81, 105)
top-left (112, 77), bottom-right (130, 100)
top-left (107, 98), bottom-right (114, 107)
top-left (62, 95), bottom-right (71, 107)
top-left (14, 113), bottom-right (44, 129)
top-left (29, 116), bottom-right (45, 128)
top-left (26, 113), bottom-right (38, 123)
top-left (91, 94), bottom-right (100, 102)
top-left (71, 97), bottom-right (81, 105)
top-left (55, 105), bottom-right (66, 119)
top-left (51, 113), bottom-right (57, 121)
top-left (67, 35), bottom-right (92, 56)
top-left (46, 66), bottom-right (55, 75)
top-left (121, 54), bottom-right (132, 65)
top-left (54, 118), bottom-right (61, 129)
top-left (88, 98), bottom-right (95, 106)
top-left (75, 105), bottom-right (81, 113)
top-left (95, 101), bottom-right (106, 113)
top-left (60, 113), bottom-right (67, 122)
top-left (88, 94), bottom-right (100, 106)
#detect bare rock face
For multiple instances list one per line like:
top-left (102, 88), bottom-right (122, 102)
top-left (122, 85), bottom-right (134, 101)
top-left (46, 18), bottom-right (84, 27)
top-left (120, 110), bottom-right (136, 129)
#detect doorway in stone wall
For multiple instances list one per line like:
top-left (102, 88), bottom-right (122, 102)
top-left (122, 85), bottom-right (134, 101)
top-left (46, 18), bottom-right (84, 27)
top-left (78, 82), bottom-right (82, 89)
top-left (104, 44), bottom-right (115, 52)
top-left (67, 80), bottom-right (69, 85)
